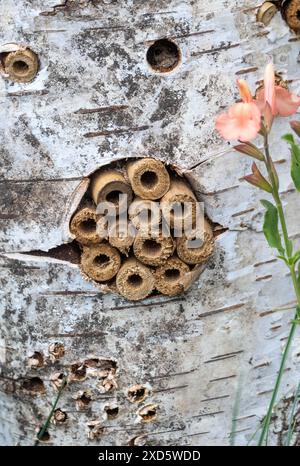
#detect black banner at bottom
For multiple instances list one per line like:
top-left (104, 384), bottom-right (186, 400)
top-left (0, 445), bottom-right (295, 463)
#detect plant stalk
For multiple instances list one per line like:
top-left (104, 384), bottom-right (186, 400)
top-left (257, 134), bottom-right (300, 446)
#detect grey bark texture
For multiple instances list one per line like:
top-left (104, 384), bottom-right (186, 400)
top-left (1, 0), bottom-right (300, 446)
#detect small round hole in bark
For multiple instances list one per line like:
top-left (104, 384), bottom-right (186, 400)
top-left (53, 408), bottom-right (68, 425)
top-left (146, 39), bottom-right (180, 73)
top-left (128, 384), bottom-right (149, 403)
top-left (127, 273), bottom-right (143, 288)
top-left (70, 363), bottom-right (86, 381)
top-left (80, 219), bottom-right (96, 233)
top-left (81, 394), bottom-right (91, 405)
top-left (50, 372), bottom-right (66, 390)
top-left (142, 239), bottom-right (162, 256)
top-left (48, 342), bottom-right (65, 361)
top-left (94, 254), bottom-right (110, 266)
top-left (22, 377), bottom-right (45, 394)
top-left (140, 171), bottom-right (158, 189)
top-left (106, 190), bottom-right (122, 205)
top-left (28, 351), bottom-right (44, 369)
top-left (164, 268), bottom-right (180, 282)
top-left (138, 404), bottom-right (157, 422)
top-left (37, 429), bottom-right (50, 442)
top-left (75, 390), bottom-right (93, 410)
top-left (105, 405), bottom-right (119, 419)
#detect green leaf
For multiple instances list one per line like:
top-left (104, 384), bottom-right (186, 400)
top-left (290, 250), bottom-right (300, 266)
top-left (282, 134), bottom-right (295, 144)
top-left (261, 200), bottom-right (284, 254)
top-left (284, 136), bottom-right (300, 191)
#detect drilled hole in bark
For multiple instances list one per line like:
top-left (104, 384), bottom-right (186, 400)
top-left (22, 377), bottom-right (45, 394)
top-left (93, 254), bottom-right (110, 267)
top-left (80, 218), bottom-right (96, 233)
top-left (37, 429), bottom-right (50, 442)
top-left (28, 351), bottom-right (44, 369)
top-left (53, 408), bottom-right (68, 424)
top-left (147, 39), bottom-right (180, 73)
top-left (127, 273), bottom-right (143, 288)
top-left (75, 389), bottom-right (93, 411)
top-left (105, 405), bottom-right (119, 419)
top-left (51, 372), bottom-right (66, 390)
top-left (106, 190), bottom-right (122, 205)
top-left (49, 342), bottom-right (65, 361)
top-left (140, 171), bottom-right (158, 189)
top-left (138, 404), bottom-right (157, 422)
top-left (78, 393), bottom-right (91, 406)
top-left (70, 363), bottom-right (86, 381)
top-left (13, 60), bottom-right (29, 75)
top-left (142, 239), bottom-right (162, 256)
top-left (164, 268), bottom-right (180, 282)
top-left (128, 384), bottom-right (149, 403)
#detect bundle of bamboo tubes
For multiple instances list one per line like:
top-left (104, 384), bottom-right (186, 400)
top-left (70, 158), bottom-right (215, 301)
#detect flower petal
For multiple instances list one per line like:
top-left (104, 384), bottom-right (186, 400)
top-left (215, 112), bottom-right (240, 140)
top-left (237, 79), bottom-right (253, 103)
top-left (275, 86), bottom-right (300, 117)
top-left (238, 118), bottom-right (261, 142)
top-left (264, 63), bottom-right (276, 114)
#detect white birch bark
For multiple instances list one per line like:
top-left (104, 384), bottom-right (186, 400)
top-left (0, 0), bottom-right (300, 446)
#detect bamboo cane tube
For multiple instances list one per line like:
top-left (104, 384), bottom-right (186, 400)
top-left (116, 258), bottom-right (155, 301)
top-left (81, 243), bottom-right (121, 282)
top-left (133, 230), bottom-right (175, 266)
top-left (160, 178), bottom-right (197, 229)
top-left (256, 2), bottom-right (277, 26)
top-left (70, 205), bottom-right (102, 245)
top-left (283, 0), bottom-right (300, 31)
top-left (176, 219), bottom-right (214, 265)
top-left (108, 218), bottom-right (134, 255)
top-left (154, 256), bottom-right (190, 296)
top-left (90, 169), bottom-right (133, 213)
top-left (128, 197), bottom-right (161, 232)
top-left (3, 48), bottom-right (39, 83)
top-left (127, 158), bottom-right (170, 200)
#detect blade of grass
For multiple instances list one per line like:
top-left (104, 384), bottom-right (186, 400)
top-left (35, 377), bottom-right (67, 445)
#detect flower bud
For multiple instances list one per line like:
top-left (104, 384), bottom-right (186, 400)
top-left (234, 142), bottom-right (265, 161)
top-left (244, 162), bottom-right (273, 193)
top-left (290, 120), bottom-right (300, 137)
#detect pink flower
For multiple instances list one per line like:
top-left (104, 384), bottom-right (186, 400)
top-left (256, 63), bottom-right (300, 117)
top-left (215, 80), bottom-right (261, 142)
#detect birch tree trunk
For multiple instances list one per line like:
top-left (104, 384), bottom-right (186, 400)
top-left (1, 0), bottom-right (300, 446)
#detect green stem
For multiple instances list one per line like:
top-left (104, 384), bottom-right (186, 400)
top-left (258, 318), bottom-right (297, 445)
top-left (35, 377), bottom-right (67, 445)
top-left (257, 134), bottom-right (300, 445)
